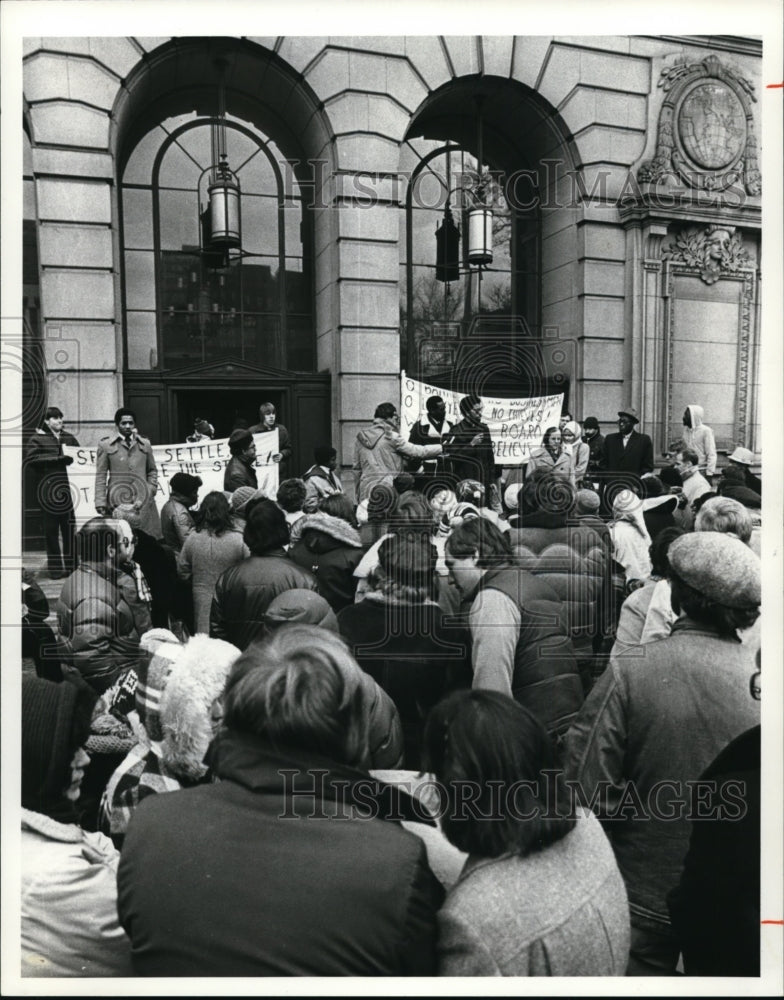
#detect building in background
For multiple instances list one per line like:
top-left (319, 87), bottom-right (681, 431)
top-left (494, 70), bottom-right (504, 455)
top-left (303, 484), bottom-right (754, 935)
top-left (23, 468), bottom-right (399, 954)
top-left (21, 34), bottom-right (762, 538)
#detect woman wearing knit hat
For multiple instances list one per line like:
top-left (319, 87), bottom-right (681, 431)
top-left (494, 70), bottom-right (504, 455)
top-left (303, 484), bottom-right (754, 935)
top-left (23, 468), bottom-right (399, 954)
top-left (560, 420), bottom-right (590, 487)
top-left (21, 676), bottom-right (132, 976)
top-left (565, 530), bottom-right (761, 975)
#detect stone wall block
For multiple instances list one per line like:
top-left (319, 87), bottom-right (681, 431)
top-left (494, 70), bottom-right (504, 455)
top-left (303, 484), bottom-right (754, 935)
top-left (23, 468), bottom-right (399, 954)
top-left (41, 271), bottom-right (115, 320)
top-left (37, 179), bottom-right (112, 224)
top-left (31, 103), bottom-right (110, 149)
top-left (39, 225), bottom-right (113, 269)
top-left (338, 280), bottom-right (399, 329)
top-left (403, 37), bottom-right (452, 91)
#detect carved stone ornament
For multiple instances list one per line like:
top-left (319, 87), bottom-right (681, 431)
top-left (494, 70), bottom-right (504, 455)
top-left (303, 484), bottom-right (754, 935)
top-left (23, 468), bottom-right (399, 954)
top-left (662, 225), bottom-right (752, 284)
top-left (638, 55), bottom-right (761, 195)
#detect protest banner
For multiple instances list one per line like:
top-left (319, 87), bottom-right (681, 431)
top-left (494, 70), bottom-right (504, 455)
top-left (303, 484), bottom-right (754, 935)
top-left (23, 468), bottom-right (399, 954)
top-left (63, 430), bottom-right (279, 527)
top-left (400, 371), bottom-right (563, 465)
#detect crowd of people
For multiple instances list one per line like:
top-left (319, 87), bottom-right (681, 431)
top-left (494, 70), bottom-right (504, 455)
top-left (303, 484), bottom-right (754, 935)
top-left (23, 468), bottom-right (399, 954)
top-left (19, 392), bottom-right (764, 979)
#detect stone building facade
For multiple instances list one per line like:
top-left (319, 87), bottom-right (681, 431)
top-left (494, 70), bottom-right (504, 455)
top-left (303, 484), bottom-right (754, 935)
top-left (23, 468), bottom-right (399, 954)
top-left (21, 34), bottom-right (762, 508)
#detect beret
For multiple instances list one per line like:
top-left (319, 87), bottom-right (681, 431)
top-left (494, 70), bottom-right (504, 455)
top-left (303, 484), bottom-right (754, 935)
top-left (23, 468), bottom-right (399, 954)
top-left (668, 532), bottom-right (760, 608)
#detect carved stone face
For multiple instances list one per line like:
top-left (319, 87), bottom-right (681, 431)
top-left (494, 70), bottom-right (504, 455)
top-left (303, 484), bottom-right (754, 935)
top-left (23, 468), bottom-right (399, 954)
top-left (707, 229), bottom-right (731, 259)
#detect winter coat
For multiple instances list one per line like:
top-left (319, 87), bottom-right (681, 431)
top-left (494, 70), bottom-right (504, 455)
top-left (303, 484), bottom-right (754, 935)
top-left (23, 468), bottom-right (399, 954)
top-left (288, 512), bottom-right (363, 612)
top-left (338, 597), bottom-right (472, 767)
top-left (248, 422), bottom-right (292, 467)
top-left (682, 405), bottom-right (717, 477)
top-left (21, 808), bottom-right (132, 977)
top-left (565, 617), bottom-right (760, 927)
top-left (117, 734), bottom-right (443, 975)
top-left (584, 431), bottom-right (604, 478)
top-left (26, 426), bottom-right (80, 511)
top-left (56, 565), bottom-right (142, 694)
top-left (178, 528), bottom-right (250, 634)
top-left (438, 811), bottom-right (629, 976)
top-left (525, 446), bottom-right (572, 481)
top-left (209, 549), bottom-right (319, 649)
top-left (667, 725), bottom-right (760, 976)
top-left (600, 429), bottom-right (654, 477)
top-left (443, 417), bottom-right (496, 495)
top-left (302, 464), bottom-right (343, 511)
top-left (468, 567), bottom-right (583, 740)
top-left (131, 529), bottom-right (180, 629)
top-left (353, 418), bottom-right (441, 502)
top-left (95, 433), bottom-right (161, 538)
top-left (160, 495), bottom-right (195, 551)
top-left (223, 454), bottom-right (258, 493)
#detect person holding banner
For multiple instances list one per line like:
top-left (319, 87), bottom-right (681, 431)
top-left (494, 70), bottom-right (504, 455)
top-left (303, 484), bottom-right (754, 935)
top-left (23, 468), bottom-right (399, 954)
top-left (95, 408), bottom-right (162, 539)
top-left (442, 396), bottom-right (497, 501)
top-left (249, 402), bottom-right (292, 469)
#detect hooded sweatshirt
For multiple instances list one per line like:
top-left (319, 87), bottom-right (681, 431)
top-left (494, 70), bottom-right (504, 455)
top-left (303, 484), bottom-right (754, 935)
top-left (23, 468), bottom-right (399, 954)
top-left (682, 405), bottom-right (717, 477)
top-left (353, 418), bottom-right (441, 503)
top-left (288, 512), bottom-right (365, 611)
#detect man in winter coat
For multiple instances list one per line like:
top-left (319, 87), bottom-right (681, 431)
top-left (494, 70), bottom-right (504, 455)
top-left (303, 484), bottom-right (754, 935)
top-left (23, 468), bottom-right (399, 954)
top-left (600, 407), bottom-right (654, 479)
top-left (353, 402), bottom-right (442, 503)
top-left (681, 404), bottom-right (717, 479)
top-left (442, 395), bottom-right (497, 499)
top-left (288, 509), bottom-right (363, 611)
top-left (160, 472), bottom-right (202, 552)
top-left (565, 532), bottom-right (761, 975)
top-left (26, 406), bottom-right (80, 578)
top-left (210, 498), bottom-right (318, 649)
top-left (581, 416), bottom-right (604, 482)
top-left (117, 625), bottom-right (442, 975)
top-left (95, 408), bottom-right (161, 539)
top-left (56, 517), bottom-right (144, 694)
top-left (302, 445), bottom-right (343, 512)
top-left (727, 446), bottom-right (762, 497)
top-left (223, 428), bottom-right (258, 493)
top-left (444, 518), bottom-right (583, 742)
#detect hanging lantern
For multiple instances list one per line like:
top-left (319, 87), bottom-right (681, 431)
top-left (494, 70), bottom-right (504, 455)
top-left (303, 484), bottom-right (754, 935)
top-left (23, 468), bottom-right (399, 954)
top-left (467, 205), bottom-right (493, 266)
top-left (435, 205), bottom-right (461, 283)
top-left (207, 154), bottom-right (241, 248)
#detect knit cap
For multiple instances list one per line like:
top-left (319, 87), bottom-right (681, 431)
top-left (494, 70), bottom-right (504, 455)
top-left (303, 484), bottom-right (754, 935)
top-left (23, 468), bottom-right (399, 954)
top-left (136, 629), bottom-right (184, 742)
top-left (667, 532), bottom-right (761, 608)
top-left (170, 472), bottom-right (203, 495)
top-left (112, 503), bottom-right (142, 530)
top-left (22, 676), bottom-right (97, 821)
top-left (264, 589), bottom-right (340, 633)
top-left (575, 488), bottom-right (600, 513)
top-left (230, 485), bottom-right (257, 515)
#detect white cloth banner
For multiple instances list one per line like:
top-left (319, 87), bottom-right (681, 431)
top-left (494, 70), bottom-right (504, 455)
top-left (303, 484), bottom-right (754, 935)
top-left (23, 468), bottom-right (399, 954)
top-left (400, 372), bottom-right (563, 466)
top-left (63, 430), bottom-right (279, 526)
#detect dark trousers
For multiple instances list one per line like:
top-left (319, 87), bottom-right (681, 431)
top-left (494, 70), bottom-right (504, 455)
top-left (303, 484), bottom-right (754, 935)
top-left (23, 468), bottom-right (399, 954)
top-left (627, 914), bottom-right (681, 976)
top-left (43, 505), bottom-right (76, 574)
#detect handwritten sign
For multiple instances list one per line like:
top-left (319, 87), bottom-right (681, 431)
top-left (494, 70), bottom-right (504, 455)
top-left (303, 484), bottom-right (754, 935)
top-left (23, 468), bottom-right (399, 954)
top-left (400, 372), bottom-right (563, 465)
top-left (63, 430), bottom-right (279, 526)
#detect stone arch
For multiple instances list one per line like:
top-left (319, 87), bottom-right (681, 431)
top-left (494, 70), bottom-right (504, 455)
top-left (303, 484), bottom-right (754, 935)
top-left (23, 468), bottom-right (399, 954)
top-left (401, 74), bottom-right (583, 399)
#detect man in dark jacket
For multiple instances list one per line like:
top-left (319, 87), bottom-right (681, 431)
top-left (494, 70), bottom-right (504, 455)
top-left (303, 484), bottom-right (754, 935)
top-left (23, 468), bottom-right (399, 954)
top-left (26, 406), bottom-right (79, 578)
top-left (223, 428), bottom-right (258, 493)
top-left (600, 407), bottom-right (654, 479)
top-left (581, 415), bottom-right (604, 482)
top-left (210, 499), bottom-right (318, 649)
top-left (160, 472), bottom-right (202, 551)
top-left (117, 625), bottom-right (443, 975)
top-left (442, 395), bottom-right (497, 499)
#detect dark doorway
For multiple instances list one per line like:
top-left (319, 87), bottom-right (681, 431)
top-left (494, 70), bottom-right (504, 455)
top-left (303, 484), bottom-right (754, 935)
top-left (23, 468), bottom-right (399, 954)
top-left (175, 389), bottom-right (287, 440)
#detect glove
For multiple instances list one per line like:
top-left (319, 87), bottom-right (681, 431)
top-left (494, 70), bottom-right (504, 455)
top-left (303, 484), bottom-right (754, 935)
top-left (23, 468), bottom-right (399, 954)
top-left (63, 455), bottom-right (74, 466)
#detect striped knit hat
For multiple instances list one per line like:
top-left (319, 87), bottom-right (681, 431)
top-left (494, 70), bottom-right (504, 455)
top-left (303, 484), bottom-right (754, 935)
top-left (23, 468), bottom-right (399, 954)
top-left (136, 629), bottom-right (183, 742)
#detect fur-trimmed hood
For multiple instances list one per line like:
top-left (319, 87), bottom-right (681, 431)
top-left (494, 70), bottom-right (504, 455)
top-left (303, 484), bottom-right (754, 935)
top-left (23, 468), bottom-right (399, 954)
top-left (291, 511), bottom-right (362, 551)
top-left (159, 635), bottom-right (242, 783)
